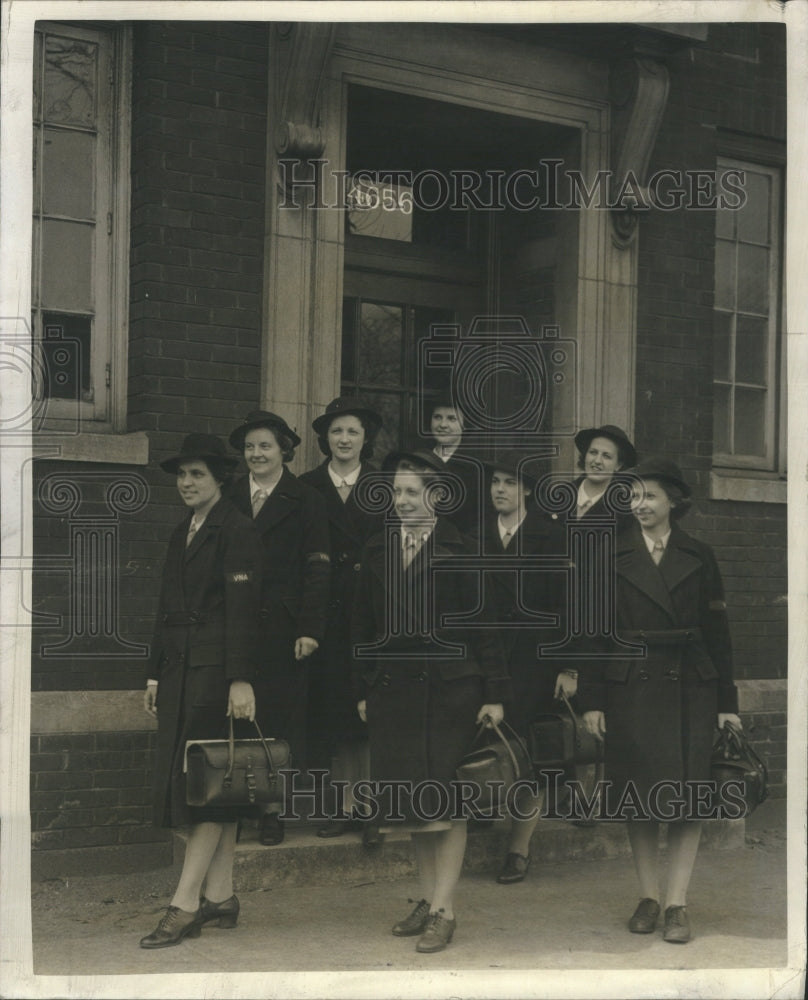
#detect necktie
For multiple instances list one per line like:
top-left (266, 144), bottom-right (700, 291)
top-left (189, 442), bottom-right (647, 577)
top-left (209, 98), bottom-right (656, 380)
top-left (337, 479), bottom-right (352, 503)
top-left (186, 519), bottom-right (198, 547)
top-left (402, 532), bottom-right (418, 570)
top-left (502, 530), bottom-right (512, 549)
top-left (576, 499), bottom-right (591, 519)
top-left (651, 540), bottom-right (665, 565)
top-left (252, 489), bottom-right (268, 518)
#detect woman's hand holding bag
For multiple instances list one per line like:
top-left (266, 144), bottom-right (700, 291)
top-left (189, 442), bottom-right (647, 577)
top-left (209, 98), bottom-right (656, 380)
top-left (477, 703), bottom-right (504, 726)
top-left (583, 710), bottom-right (606, 741)
top-left (227, 680), bottom-right (256, 721)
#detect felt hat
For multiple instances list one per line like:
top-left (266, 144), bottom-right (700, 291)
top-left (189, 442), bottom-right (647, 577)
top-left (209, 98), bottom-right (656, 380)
top-left (159, 433), bottom-right (239, 475)
top-left (311, 396), bottom-right (383, 437)
top-left (629, 457), bottom-right (692, 498)
top-left (574, 424), bottom-right (637, 468)
top-left (228, 410), bottom-right (301, 452)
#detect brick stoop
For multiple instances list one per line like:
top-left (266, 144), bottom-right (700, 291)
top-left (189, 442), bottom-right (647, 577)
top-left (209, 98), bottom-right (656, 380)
top-left (209, 816), bottom-right (746, 891)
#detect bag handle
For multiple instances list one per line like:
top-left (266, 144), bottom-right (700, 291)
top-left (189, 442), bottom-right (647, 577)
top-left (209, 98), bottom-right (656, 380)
top-left (225, 716), bottom-right (278, 783)
top-left (713, 721), bottom-right (769, 804)
top-left (557, 688), bottom-right (587, 744)
top-left (474, 717), bottom-right (528, 781)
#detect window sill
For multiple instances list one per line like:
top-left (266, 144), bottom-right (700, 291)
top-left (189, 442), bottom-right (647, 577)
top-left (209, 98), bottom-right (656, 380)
top-left (709, 469), bottom-right (786, 504)
top-left (33, 431), bottom-right (149, 465)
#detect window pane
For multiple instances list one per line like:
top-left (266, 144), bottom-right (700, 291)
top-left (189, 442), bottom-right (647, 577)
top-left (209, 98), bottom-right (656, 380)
top-left (348, 390), bottom-right (402, 461)
top-left (358, 302), bottom-right (402, 386)
top-left (41, 312), bottom-right (92, 400)
top-left (341, 297), bottom-right (357, 383)
top-left (735, 315), bottom-right (769, 386)
top-left (41, 220), bottom-right (94, 311)
top-left (713, 311), bottom-right (732, 381)
top-left (736, 171), bottom-right (770, 244)
top-left (415, 306), bottom-right (455, 394)
top-left (713, 383), bottom-right (731, 454)
top-left (734, 387), bottom-right (766, 456)
top-left (737, 244), bottom-right (769, 314)
top-left (44, 34), bottom-right (98, 128)
top-left (43, 128), bottom-right (96, 219)
top-left (714, 239), bottom-right (735, 310)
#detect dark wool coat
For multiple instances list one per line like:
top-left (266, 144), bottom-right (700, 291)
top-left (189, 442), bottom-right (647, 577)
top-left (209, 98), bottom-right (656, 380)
top-left (576, 523), bottom-right (738, 818)
top-left (570, 474), bottom-right (636, 533)
top-left (229, 467), bottom-right (330, 769)
top-left (147, 498), bottom-right (262, 829)
top-left (478, 507), bottom-right (568, 736)
top-left (351, 518), bottom-right (512, 820)
top-left (298, 459), bottom-right (384, 765)
top-left (436, 449), bottom-right (485, 537)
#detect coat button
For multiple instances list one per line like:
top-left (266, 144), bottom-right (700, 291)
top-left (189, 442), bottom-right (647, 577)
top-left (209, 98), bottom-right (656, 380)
top-left (638, 631), bottom-right (646, 640)
top-left (418, 671), bottom-right (428, 682)
top-left (667, 670), bottom-right (680, 681)
top-left (638, 670), bottom-right (649, 681)
top-left (353, 563), bottom-right (361, 572)
top-left (190, 611), bottom-right (201, 621)
top-left (162, 614), bottom-right (168, 623)
top-left (382, 674), bottom-right (391, 686)
top-left (260, 609), bottom-right (271, 619)
top-left (685, 631), bottom-right (694, 641)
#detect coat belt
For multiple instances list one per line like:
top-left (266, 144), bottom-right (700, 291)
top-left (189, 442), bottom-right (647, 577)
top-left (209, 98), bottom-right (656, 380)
top-left (621, 627), bottom-right (703, 644)
top-left (161, 610), bottom-right (209, 626)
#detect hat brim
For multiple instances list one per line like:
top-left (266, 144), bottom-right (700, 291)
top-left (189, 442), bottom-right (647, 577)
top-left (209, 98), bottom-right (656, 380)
top-left (574, 427), bottom-right (637, 468)
top-left (229, 420), bottom-right (301, 452)
top-left (382, 449), bottom-right (447, 475)
top-left (311, 407), bottom-right (383, 437)
top-left (160, 453), bottom-right (239, 475)
top-left (483, 459), bottom-right (538, 490)
top-left (629, 468), bottom-right (692, 498)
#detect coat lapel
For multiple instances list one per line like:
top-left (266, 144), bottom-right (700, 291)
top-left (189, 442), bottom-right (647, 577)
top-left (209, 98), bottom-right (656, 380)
top-left (183, 497), bottom-right (227, 564)
top-left (658, 526), bottom-right (704, 595)
top-left (616, 525), bottom-right (678, 623)
top-left (252, 467), bottom-right (300, 533)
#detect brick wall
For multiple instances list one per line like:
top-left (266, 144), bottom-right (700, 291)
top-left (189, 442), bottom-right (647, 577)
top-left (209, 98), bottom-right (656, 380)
top-left (634, 23), bottom-right (787, 792)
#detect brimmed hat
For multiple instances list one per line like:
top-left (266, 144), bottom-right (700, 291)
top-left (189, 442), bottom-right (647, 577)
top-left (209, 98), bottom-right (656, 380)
top-left (228, 410), bottom-right (301, 452)
top-left (382, 448), bottom-right (447, 475)
top-left (311, 396), bottom-right (383, 437)
top-left (159, 433), bottom-right (239, 475)
top-left (629, 457), bottom-right (692, 498)
top-left (484, 449), bottom-right (540, 490)
top-left (574, 424), bottom-right (637, 468)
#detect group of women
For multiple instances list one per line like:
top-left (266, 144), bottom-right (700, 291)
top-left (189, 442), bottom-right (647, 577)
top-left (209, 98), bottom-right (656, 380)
top-left (141, 401), bottom-right (741, 954)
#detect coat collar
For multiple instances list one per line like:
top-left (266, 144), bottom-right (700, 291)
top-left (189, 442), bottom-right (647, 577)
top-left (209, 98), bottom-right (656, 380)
top-left (233, 467), bottom-right (303, 533)
top-left (616, 523), bottom-right (702, 622)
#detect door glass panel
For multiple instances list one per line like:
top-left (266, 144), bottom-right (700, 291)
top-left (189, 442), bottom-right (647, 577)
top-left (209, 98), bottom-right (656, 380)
top-left (341, 297), bottom-right (357, 383)
top-left (43, 128), bottom-right (96, 219)
top-left (44, 34), bottom-right (98, 127)
top-left (736, 171), bottom-right (770, 244)
top-left (736, 244), bottom-right (769, 314)
top-left (41, 220), bottom-right (94, 311)
top-left (358, 302), bottom-right (403, 386)
top-left (353, 391), bottom-right (403, 463)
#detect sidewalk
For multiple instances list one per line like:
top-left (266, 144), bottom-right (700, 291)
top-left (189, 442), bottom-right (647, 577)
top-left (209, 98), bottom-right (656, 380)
top-left (30, 799), bottom-right (789, 978)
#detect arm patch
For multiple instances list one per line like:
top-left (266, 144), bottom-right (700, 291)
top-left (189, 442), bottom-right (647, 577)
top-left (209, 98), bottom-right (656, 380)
top-left (708, 600), bottom-right (727, 611)
top-left (307, 552), bottom-right (331, 564)
top-left (226, 571), bottom-right (253, 583)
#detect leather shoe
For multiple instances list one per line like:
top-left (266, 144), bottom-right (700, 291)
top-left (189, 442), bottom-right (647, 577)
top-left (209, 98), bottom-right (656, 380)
top-left (139, 906), bottom-right (202, 948)
top-left (317, 817), bottom-right (352, 838)
top-left (200, 894), bottom-right (239, 929)
top-left (416, 910), bottom-right (456, 953)
top-left (496, 852), bottom-right (530, 884)
top-left (362, 821), bottom-right (384, 849)
top-left (391, 898), bottom-right (430, 937)
top-left (628, 897), bottom-right (660, 934)
top-left (258, 813), bottom-right (285, 846)
top-left (663, 905), bottom-right (691, 943)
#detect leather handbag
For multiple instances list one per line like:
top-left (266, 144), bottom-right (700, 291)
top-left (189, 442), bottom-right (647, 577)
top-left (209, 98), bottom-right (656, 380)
top-left (527, 689), bottom-right (604, 768)
top-left (711, 722), bottom-right (768, 816)
top-left (185, 717), bottom-right (290, 808)
top-left (455, 718), bottom-right (533, 815)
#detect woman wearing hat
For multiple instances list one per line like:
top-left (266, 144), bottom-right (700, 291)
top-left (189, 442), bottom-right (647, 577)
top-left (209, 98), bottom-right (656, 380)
top-left (299, 397), bottom-right (385, 843)
top-left (228, 411), bottom-right (331, 845)
top-left (477, 451), bottom-right (569, 885)
top-left (578, 458), bottom-right (742, 944)
top-left (352, 449), bottom-right (511, 953)
top-left (572, 424), bottom-right (637, 529)
top-left (140, 433), bottom-right (261, 948)
top-left (424, 393), bottom-right (482, 537)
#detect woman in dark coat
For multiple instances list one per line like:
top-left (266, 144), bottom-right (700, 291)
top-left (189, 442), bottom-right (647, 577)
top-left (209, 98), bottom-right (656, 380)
top-left (424, 393), bottom-right (483, 537)
top-left (578, 458), bottom-right (742, 944)
top-left (299, 397), bottom-right (384, 841)
top-left (477, 451), bottom-right (570, 884)
top-left (141, 433), bottom-right (262, 948)
top-left (228, 410), bottom-right (331, 845)
top-left (352, 450), bottom-right (511, 953)
top-left (571, 424), bottom-right (637, 529)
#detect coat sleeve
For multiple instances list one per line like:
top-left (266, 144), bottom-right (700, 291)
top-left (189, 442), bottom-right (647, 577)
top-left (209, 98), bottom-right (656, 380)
top-left (698, 542), bottom-right (739, 714)
top-left (295, 485), bottom-right (331, 641)
top-left (350, 541), bottom-right (379, 702)
top-left (221, 514), bottom-right (263, 683)
top-left (453, 553), bottom-right (513, 705)
top-left (145, 525), bottom-right (183, 685)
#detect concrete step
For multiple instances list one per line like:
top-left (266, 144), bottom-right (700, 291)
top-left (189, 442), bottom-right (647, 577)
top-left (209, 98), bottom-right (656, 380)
top-left (212, 816), bottom-right (745, 890)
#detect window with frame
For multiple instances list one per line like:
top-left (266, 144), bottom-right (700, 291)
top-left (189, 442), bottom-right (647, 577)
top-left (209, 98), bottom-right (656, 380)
top-left (32, 21), bottom-right (131, 434)
top-left (713, 156), bottom-right (784, 473)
